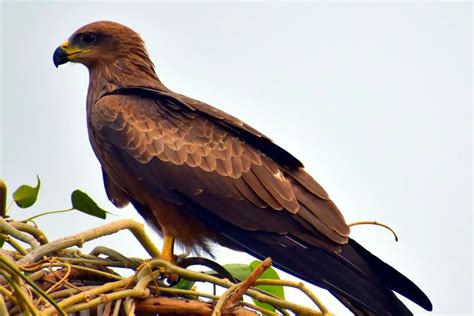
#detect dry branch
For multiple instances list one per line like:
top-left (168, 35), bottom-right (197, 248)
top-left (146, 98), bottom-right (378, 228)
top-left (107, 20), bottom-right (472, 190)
top-left (135, 297), bottom-right (259, 315)
top-left (0, 218), bottom-right (326, 315)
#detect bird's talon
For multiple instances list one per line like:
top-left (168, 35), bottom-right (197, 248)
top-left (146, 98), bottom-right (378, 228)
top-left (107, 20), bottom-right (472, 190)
top-left (157, 267), bottom-right (179, 285)
top-left (166, 273), bottom-right (180, 286)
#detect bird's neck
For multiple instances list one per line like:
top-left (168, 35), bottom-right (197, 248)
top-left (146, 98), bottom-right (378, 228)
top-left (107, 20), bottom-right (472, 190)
top-left (86, 56), bottom-right (168, 107)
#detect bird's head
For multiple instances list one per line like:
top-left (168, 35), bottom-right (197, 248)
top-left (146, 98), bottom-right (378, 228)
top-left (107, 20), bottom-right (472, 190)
top-left (53, 21), bottom-right (148, 69)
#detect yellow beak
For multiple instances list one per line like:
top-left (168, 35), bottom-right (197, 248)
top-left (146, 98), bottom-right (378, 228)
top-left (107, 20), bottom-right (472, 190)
top-left (53, 41), bottom-right (91, 67)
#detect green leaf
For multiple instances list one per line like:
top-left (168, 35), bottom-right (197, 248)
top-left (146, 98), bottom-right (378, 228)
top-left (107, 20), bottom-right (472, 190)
top-left (0, 235), bottom-right (5, 248)
top-left (172, 278), bottom-right (195, 291)
top-left (12, 176), bottom-right (41, 208)
top-left (249, 260), bottom-right (285, 312)
top-left (222, 263), bottom-right (252, 281)
top-left (171, 277), bottom-right (198, 300)
top-left (71, 190), bottom-right (107, 219)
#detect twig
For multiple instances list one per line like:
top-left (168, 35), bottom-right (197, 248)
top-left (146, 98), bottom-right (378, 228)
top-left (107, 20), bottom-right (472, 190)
top-left (0, 270), bottom-right (37, 316)
top-left (112, 298), bottom-right (122, 316)
top-left (0, 218), bottom-right (40, 249)
top-left (0, 286), bottom-right (15, 305)
top-left (35, 263), bottom-right (72, 308)
top-left (0, 233), bottom-right (27, 255)
top-left (22, 208), bottom-right (74, 223)
top-left (102, 300), bottom-right (113, 316)
top-left (253, 279), bottom-right (329, 314)
top-left (136, 297), bottom-right (214, 314)
top-left (157, 287), bottom-right (276, 315)
top-left (145, 259), bottom-right (322, 315)
top-left (26, 270), bottom-right (48, 283)
top-left (136, 297), bottom-right (257, 315)
top-left (9, 221), bottom-right (49, 244)
top-left (0, 293), bottom-right (8, 316)
top-left (63, 288), bottom-right (148, 314)
top-left (41, 276), bottom-right (133, 315)
top-left (18, 219), bottom-right (161, 265)
top-left (48, 287), bottom-right (94, 300)
top-left (0, 255), bottom-right (66, 315)
top-left (123, 297), bottom-right (135, 315)
top-left (89, 246), bottom-right (139, 268)
top-left (54, 257), bottom-right (124, 267)
top-left (349, 220), bottom-right (399, 241)
top-left (212, 283), bottom-right (240, 315)
top-left (50, 262), bottom-right (123, 281)
top-left (221, 257), bottom-right (272, 311)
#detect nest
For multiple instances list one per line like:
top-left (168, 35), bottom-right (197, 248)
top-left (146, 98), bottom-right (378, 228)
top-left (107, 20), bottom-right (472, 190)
top-left (0, 178), bottom-right (397, 315)
top-left (0, 217), bottom-right (328, 315)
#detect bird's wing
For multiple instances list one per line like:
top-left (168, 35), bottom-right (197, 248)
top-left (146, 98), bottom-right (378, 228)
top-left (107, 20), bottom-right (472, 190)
top-left (90, 88), bottom-right (433, 315)
top-left (102, 168), bottom-right (129, 208)
top-left (90, 87), bottom-right (350, 245)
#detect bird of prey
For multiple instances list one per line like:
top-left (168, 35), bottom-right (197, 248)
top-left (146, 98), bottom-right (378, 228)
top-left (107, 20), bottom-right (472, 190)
top-left (53, 21), bottom-right (432, 315)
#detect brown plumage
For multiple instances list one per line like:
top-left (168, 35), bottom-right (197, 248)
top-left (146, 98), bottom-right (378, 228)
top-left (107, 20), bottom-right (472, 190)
top-left (53, 21), bottom-right (432, 315)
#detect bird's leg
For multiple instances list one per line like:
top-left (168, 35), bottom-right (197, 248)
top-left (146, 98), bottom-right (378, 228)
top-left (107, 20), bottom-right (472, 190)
top-left (160, 231), bottom-right (179, 284)
top-left (161, 232), bottom-right (176, 263)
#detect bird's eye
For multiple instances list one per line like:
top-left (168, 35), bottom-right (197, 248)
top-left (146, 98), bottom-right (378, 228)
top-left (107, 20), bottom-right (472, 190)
top-left (82, 33), bottom-right (96, 44)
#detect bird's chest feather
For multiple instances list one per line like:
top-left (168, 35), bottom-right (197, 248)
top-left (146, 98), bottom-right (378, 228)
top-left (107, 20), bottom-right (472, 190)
top-left (86, 106), bottom-right (217, 250)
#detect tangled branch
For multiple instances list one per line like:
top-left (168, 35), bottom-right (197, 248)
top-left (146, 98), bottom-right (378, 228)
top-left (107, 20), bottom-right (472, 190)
top-left (0, 178), bottom-right (399, 315)
top-left (0, 217), bottom-right (327, 315)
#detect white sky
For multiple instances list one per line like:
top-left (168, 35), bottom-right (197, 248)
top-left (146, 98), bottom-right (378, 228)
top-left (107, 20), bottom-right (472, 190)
top-left (1, 2), bottom-right (472, 315)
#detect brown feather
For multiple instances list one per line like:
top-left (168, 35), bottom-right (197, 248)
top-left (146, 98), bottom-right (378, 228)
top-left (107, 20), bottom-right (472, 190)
top-left (252, 164), bottom-right (299, 212)
top-left (241, 169), bottom-right (283, 210)
top-left (233, 180), bottom-right (267, 208)
top-left (102, 169), bottom-right (129, 208)
top-left (231, 156), bottom-right (243, 178)
top-left (61, 21), bottom-right (432, 316)
top-left (289, 168), bottom-right (329, 200)
top-left (297, 205), bottom-right (347, 244)
top-left (294, 185), bottom-right (350, 236)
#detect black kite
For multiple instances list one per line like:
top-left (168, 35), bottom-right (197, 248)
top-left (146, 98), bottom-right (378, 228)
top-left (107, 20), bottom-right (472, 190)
top-left (53, 21), bottom-right (432, 315)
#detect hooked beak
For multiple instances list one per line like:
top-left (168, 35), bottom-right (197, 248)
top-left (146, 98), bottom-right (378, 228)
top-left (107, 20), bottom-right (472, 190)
top-left (53, 41), bottom-right (90, 67)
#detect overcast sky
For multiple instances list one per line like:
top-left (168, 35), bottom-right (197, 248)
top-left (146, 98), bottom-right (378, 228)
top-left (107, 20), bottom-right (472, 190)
top-left (1, 2), bottom-right (471, 315)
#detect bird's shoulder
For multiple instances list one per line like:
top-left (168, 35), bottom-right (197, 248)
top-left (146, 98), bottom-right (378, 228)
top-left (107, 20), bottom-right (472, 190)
top-left (92, 87), bottom-right (305, 168)
top-left (90, 86), bottom-right (332, 200)
top-left (90, 87), bottom-right (350, 243)
top-left (90, 91), bottom-right (279, 183)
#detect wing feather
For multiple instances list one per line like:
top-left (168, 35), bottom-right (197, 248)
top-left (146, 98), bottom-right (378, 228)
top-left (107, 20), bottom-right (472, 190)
top-left (252, 164), bottom-right (299, 212)
top-left (233, 180), bottom-right (267, 208)
top-left (102, 169), bottom-right (129, 208)
top-left (289, 168), bottom-right (329, 200)
top-left (91, 92), bottom-right (349, 244)
top-left (242, 169), bottom-right (283, 210)
top-left (294, 185), bottom-right (350, 236)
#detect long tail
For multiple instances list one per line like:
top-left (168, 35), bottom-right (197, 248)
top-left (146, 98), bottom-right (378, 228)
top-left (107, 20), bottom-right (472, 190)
top-left (228, 233), bottom-right (432, 315)
top-left (130, 194), bottom-right (432, 315)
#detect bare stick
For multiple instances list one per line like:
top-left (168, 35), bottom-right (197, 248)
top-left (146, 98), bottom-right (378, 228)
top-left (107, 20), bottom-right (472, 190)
top-left (223, 257), bottom-right (272, 310)
top-left (0, 293), bottom-right (9, 316)
top-left (253, 279), bottom-right (329, 314)
top-left (212, 283), bottom-right (240, 315)
top-left (18, 219), bottom-right (160, 265)
top-left (349, 220), bottom-right (399, 241)
top-left (9, 221), bottom-right (49, 244)
top-left (0, 234), bottom-right (27, 255)
top-left (0, 218), bottom-right (40, 249)
top-left (0, 255), bottom-right (66, 315)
